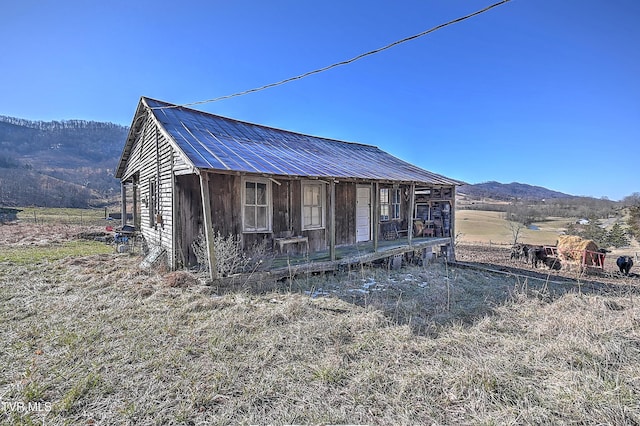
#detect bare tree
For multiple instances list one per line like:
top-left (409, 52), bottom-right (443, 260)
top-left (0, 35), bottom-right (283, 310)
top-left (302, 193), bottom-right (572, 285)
top-left (507, 220), bottom-right (526, 246)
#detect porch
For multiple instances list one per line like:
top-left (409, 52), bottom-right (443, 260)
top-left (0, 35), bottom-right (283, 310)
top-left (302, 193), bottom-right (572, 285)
top-left (219, 236), bottom-right (453, 284)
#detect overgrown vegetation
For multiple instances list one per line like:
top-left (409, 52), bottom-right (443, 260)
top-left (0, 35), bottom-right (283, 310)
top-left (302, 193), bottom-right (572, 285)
top-left (565, 220), bottom-right (631, 248)
top-left (191, 232), bottom-right (270, 276)
top-left (1, 249), bottom-right (639, 425)
top-left (625, 193), bottom-right (640, 238)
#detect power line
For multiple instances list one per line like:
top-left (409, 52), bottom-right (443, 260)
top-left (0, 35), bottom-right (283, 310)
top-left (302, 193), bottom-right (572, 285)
top-left (154, 0), bottom-right (512, 110)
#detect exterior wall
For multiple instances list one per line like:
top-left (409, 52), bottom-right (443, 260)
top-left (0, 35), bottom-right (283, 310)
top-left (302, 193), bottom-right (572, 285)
top-left (121, 124), bottom-right (458, 267)
top-left (335, 182), bottom-right (357, 246)
top-left (175, 174), bottom-right (364, 260)
top-left (120, 117), bottom-right (175, 267)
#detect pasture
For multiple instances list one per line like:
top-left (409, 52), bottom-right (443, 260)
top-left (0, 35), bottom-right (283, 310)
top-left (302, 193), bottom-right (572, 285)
top-left (456, 209), bottom-right (570, 245)
top-left (1, 210), bottom-right (639, 424)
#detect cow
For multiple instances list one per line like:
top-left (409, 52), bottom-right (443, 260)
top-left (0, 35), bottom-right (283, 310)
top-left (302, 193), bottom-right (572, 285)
top-left (543, 256), bottom-right (562, 270)
top-left (510, 243), bottom-right (530, 263)
top-left (616, 256), bottom-right (634, 275)
top-left (528, 246), bottom-right (547, 268)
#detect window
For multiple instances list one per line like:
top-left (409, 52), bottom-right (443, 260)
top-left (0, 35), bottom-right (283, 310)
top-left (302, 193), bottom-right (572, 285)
top-left (380, 188), bottom-right (390, 221)
top-left (380, 188), bottom-right (400, 221)
top-left (243, 178), bottom-right (271, 232)
top-left (415, 203), bottom-right (429, 221)
top-left (302, 181), bottom-right (325, 230)
top-left (391, 188), bottom-right (401, 220)
top-left (148, 177), bottom-right (157, 227)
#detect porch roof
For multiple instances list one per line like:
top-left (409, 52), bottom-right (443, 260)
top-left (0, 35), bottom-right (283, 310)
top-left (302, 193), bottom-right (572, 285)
top-left (121, 97), bottom-right (462, 186)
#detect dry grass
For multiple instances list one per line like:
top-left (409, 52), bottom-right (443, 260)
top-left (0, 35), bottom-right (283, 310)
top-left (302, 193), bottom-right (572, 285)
top-left (456, 210), bottom-right (569, 245)
top-left (2, 240), bottom-right (640, 424)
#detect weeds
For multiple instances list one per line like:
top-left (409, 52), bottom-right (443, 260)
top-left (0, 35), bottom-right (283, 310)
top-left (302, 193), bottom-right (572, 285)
top-left (2, 233), bottom-right (640, 424)
top-left (191, 232), bottom-right (270, 277)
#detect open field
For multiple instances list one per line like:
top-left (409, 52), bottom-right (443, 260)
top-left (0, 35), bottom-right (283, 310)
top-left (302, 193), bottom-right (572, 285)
top-left (455, 210), bottom-right (571, 245)
top-left (14, 207), bottom-right (111, 226)
top-left (1, 221), bottom-right (640, 424)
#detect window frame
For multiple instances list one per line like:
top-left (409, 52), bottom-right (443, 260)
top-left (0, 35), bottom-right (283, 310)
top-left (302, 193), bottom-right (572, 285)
top-left (380, 188), bottom-right (390, 222)
top-left (242, 177), bottom-right (272, 233)
top-left (148, 177), bottom-right (157, 228)
top-left (391, 188), bottom-right (401, 220)
top-left (301, 180), bottom-right (326, 231)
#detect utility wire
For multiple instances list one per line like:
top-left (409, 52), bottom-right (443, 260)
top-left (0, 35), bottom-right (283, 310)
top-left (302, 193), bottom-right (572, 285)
top-left (154, 0), bottom-right (512, 110)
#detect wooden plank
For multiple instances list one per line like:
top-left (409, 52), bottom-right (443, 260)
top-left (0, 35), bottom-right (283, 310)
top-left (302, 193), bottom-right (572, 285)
top-left (373, 182), bottom-right (379, 252)
top-left (329, 180), bottom-right (336, 261)
top-left (407, 183), bottom-right (415, 245)
top-left (199, 172), bottom-right (218, 280)
top-left (213, 237), bottom-right (451, 286)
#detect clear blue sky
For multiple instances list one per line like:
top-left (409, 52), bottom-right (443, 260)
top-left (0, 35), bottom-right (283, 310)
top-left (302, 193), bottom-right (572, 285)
top-left (1, 0), bottom-right (638, 200)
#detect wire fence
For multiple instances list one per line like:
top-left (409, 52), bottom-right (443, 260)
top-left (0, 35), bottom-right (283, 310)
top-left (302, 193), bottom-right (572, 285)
top-left (16, 207), bottom-right (117, 227)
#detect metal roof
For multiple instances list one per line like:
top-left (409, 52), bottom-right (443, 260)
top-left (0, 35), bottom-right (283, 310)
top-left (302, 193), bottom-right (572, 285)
top-left (123, 97), bottom-right (462, 185)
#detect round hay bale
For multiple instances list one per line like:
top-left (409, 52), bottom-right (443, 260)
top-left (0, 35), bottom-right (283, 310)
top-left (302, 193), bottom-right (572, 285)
top-left (556, 235), bottom-right (599, 266)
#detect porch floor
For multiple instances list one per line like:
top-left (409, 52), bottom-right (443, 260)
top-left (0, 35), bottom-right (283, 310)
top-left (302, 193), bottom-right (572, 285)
top-left (264, 236), bottom-right (452, 274)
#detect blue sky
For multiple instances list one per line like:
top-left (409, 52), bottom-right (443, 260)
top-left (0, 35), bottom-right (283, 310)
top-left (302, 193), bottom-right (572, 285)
top-left (1, 0), bottom-right (638, 200)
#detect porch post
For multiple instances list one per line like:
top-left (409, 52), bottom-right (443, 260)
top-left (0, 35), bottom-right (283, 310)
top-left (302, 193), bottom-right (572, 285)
top-left (199, 171), bottom-right (218, 280)
top-left (120, 182), bottom-right (127, 228)
top-left (373, 182), bottom-right (379, 252)
top-left (329, 180), bottom-right (336, 261)
top-left (449, 185), bottom-right (456, 260)
top-left (408, 183), bottom-right (416, 245)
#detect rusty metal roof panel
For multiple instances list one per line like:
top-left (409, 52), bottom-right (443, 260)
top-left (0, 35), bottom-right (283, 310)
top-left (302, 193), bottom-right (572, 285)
top-left (145, 98), bottom-right (462, 185)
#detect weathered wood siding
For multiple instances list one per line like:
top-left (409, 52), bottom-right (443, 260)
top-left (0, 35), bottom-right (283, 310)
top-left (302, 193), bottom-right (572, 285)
top-left (120, 117), bottom-right (175, 266)
top-left (335, 182), bottom-right (356, 246)
top-left (174, 173), bottom-right (201, 267)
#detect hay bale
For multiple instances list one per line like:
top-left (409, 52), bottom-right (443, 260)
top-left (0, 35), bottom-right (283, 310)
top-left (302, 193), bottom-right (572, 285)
top-left (556, 235), bottom-right (599, 266)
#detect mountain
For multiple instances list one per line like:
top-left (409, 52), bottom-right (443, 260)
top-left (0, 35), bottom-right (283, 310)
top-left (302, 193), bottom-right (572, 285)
top-left (458, 181), bottom-right (574, 201)
top-left (0, 115), bottom-right (128, 207)
top-left (0, 114), bottom-right (580, 208)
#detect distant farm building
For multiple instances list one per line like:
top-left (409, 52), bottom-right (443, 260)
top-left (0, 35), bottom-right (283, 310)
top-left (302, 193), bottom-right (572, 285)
top-left (115, 97), bottom-right (463, 278)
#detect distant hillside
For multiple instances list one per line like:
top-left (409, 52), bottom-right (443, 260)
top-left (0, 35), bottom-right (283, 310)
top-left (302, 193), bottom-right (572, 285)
top-left (459, 181), bottom-right (573, 201)
top-left (0, 115), bottom-right (128, 207)
top-left (0, 114), bottom-right (582, 209)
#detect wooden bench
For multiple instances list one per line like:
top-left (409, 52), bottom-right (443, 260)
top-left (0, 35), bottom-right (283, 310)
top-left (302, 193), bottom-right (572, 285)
top-left (273, 235), bottom-right (309, 255)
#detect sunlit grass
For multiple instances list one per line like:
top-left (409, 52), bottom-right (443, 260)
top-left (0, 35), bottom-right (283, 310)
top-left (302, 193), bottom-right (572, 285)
top-left (0, 240), bottom-right (113, 264)
top-left (17, 207), bottom-right (110, 226)
top-left (456, 210), bottom-right (571, 245)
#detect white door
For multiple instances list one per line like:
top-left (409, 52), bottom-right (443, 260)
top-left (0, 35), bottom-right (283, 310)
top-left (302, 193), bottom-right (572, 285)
top-left (356, 186), bottom-right (371, 242)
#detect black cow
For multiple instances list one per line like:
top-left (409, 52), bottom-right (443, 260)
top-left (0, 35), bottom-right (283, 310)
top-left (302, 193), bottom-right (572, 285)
top-left (528, 246), bottom-right (547, 268)
top-left (616, 256), bottom-right (634, 275)
top-left (543, 256), bottom-right (561, 270)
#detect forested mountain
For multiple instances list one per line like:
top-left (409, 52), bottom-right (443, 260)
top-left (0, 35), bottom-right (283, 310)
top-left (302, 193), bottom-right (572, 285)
top-left (459, 181), bottom-right (573, 201)
top-left (0, 114), bottom-right (620, 210)
top-left (0, 115), bottom-right (128, 207)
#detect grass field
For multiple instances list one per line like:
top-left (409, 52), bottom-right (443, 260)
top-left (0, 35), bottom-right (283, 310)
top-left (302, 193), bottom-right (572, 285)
top-left (1, 212), bottom-right (640, 424)
top-left (15, 207), bottom-right (111, 226)
top-left (456, 210), bottom-right (571, 245)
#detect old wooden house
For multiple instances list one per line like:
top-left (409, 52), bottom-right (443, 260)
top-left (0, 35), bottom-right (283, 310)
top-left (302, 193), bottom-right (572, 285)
top-left (115, 97), bottom-right (463, 278)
